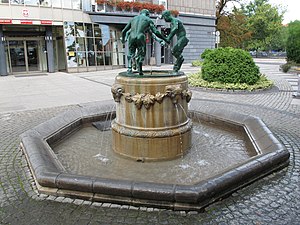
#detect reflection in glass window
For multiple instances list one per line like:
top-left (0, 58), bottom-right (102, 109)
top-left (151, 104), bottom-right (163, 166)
top-left (10, 0), bottom-right (24, 4)
top-left (39, 0), bottom-right (51, 6)
top-left (86, 24), bottom-right (93, 37)
top-left (67, 53), bottom-right (77, 68)
top-left (76, 38), bottom-right (86, 52)
top-left (104, 51), bottom-right (112, 66)
top-left (25, 0), bottom-right (38, 5)
top-left (86, 38), bottom-right (94, 52)
top-left (101, 25), bottom-right (110, 47)
top-left (95, 38), bottom-right (103, 51)
top-left (96, 52), bottom-right (105, 66)
top-left (94, 24), bottom-right (102, 37)
top-left (40, 0), bottom-right (52, 7)
top-left (77, 52), bottom-right (87, 67)
top-left (64, 22), bottom-right (75, 36)
top-left (88, 51), bottom-right (96, 66)
top-left (62, 0), bottom-right (71, 8)
top-left (75, 23), bottom-right (85, 37)
top-left (64, 22), bottom-right (76, 52)
top-left (72, 0), bottom-right (81, 10)
top-left (52, 0), bottom-right (61, 7)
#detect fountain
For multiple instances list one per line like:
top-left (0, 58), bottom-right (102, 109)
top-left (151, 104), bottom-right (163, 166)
top-left (111, 71), bottom-right (192, 161)
top-left (19, 10), bottom-right (290, 211)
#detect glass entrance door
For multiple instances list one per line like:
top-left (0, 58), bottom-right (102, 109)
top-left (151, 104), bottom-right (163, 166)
top-left (7, 39), bottom-right (44, 74)
top-left (27, 40), bottom-right (39, 72)
top-left (9, 40), bottom-right (26, 73)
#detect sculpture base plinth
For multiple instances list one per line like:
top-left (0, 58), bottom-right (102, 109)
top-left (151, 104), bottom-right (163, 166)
top-left (111, 72), bottom-right (192, 162)
top-left (112, 120), bottom-right (192, 161)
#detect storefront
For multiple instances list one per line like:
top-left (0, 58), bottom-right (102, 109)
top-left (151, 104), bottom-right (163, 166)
top-left (0, 21), bottom-right (66, 75)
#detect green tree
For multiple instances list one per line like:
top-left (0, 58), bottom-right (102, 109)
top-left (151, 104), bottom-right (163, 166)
top-left (269, 25), bottom-right (288, 51)
top-left (241, 0), bottom-right (284, 51)
top-left (217, 9), bottom-right (252, 48)
top-left (216, 0), bottom-right (241, 25)
top-left (286, 20), bottom-right (300, 63)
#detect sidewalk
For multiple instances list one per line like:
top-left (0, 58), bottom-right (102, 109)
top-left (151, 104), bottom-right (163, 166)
top-left (0, 59), bottom-right (300, 224)
top-left (0, 64), bottom-right (199, 113)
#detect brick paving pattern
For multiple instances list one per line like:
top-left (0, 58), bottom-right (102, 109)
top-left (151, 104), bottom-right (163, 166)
top-left (1, 62), bottom-right (300, 224)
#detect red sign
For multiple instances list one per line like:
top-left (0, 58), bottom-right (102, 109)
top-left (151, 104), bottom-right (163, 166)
top-left (41, 20), bottom-right (52, 25)
top-left (0, 19), bottom-right (12, 24)
top-left (20, 20), bottom-right (33, 25)
top-left (22, 9), bottom-right (29, 17)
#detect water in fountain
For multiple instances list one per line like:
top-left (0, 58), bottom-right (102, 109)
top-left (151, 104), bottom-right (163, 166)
top-left (92, 106), bottom-right (115, 164)
top-left (53, 115), bottom-right (257, 185)
top-left (175, 104), bottom-right (184, 157)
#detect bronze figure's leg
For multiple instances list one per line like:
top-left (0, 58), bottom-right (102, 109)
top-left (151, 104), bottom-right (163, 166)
top-left (127, 41), bottom-right (136, 74)
top-left (136, 34), bottom-right (146, 75)
top-left (172, 37), bottom-right (189, 72)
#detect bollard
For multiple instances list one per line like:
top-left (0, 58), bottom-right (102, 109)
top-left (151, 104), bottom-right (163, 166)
top-left (294, 74), bottom-right (300, 98)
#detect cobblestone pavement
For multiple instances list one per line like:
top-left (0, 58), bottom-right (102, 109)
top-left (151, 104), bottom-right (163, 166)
top-left (1, 62), bottom-right (300, 224)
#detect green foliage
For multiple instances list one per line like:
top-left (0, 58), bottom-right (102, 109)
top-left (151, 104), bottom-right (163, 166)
top-left (217, 10), bottom-right (252, 49)
top-left (201, 47), bottom-right (260, 85)
top-left (191, 60), bottom-right (203, 67)
top-left (188, 72), bottom-right (273, 91)
top-left (286, 20), bottom-right (300, 63)
top-left (269, 26), bottom-right (288, 51)
top-left (200, 49), bottom-right (213, 59)
top-left (243, 1), bottom-right (284, 51)
top-left (280, 63), bottom-right (292, 73)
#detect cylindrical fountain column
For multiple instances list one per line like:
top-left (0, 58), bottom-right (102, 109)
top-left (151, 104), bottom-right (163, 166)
top-left (111, 72), bottom-right (192, 161)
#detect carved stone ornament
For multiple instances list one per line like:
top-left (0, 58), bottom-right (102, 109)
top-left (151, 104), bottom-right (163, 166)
top-left (111, 84), bottom-right (124, 102)
top-left (111, 84), bottom-right (192, 109)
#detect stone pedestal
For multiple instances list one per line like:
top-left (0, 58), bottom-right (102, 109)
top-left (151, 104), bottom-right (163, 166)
top-left (111, 72), bottom-right (192, 161)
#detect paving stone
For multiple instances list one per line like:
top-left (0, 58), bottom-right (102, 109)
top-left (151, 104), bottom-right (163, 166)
top-left (0, 63), bottom-right (300, 224)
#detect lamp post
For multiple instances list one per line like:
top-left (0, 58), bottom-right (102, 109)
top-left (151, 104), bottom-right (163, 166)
top-left (215, 30), bottom-right (220, 48)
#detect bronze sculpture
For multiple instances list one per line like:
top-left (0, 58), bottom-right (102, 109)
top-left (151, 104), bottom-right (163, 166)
top-left (161, 10), bottom-right (189, 72)
top-left (121, 9), bottom-right (167, 75)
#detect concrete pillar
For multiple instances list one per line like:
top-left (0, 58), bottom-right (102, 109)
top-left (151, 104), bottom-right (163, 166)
top-left (45, 27), bottom-right (55, 73)
top-left (0, 25), bottom-right (8, 76)
top-left (155, 26), bottom-right (162, 67)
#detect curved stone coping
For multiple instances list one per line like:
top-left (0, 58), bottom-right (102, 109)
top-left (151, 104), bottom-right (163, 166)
top-left (111, 119), bottom-right (192, 138)
top-left (119, 70), bottom-right (184, 78)
top-left (20, 100), bottom-right (290, 211)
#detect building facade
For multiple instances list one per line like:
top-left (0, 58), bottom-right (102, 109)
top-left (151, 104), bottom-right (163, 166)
top-left (0, 0), bottom-right (215, 75)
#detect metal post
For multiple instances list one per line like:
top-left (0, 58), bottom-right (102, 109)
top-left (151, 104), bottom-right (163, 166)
top-left (124, 42), bottom-right (128, 68)
top-left (45, 27), bottom-right (55, 73)
top-left (0, 25), bottom-right (8, 76)
top-left (155, 26), bottom-right (162, 67)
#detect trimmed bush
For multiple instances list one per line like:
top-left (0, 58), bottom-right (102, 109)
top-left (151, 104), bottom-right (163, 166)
top-left (201, 47), bottom-right (260, 85)
top-left (191, 60), bottom-right (203, 67)
top-left (280, 63), bottom-right (292, 73)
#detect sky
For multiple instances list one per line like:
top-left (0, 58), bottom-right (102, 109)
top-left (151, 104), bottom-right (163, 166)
top-left (227, 0), bottom-right (300, 24)
top-left (269, 0), bottom-right (300, 24)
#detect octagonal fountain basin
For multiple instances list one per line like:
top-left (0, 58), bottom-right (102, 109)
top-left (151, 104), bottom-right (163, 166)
top-left (20, 100), bottom-right (289, 211)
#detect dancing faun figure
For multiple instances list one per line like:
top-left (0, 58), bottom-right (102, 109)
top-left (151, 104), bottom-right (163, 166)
top-left (162, 10), bottom-right (189, 72)
top-left (121, 9), bottom-right (167, 75)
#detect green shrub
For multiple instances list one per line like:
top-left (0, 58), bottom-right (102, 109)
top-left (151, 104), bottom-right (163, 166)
top-left (200, 49), bottom-right (213, 60)
top-left (191, 60), bottom-right (203, 67)
top-left (201, 47), bottom-right (260, 85)
top-left (280, 63), bottom-right (292, 73)
top-left (188, 72), bottom-right (273, 91)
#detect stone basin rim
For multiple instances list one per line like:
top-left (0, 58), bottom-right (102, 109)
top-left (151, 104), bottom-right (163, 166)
top-left (19, 100), bottom-right (290, 211)
top-left (119, 70), bottom-right (184, 78)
